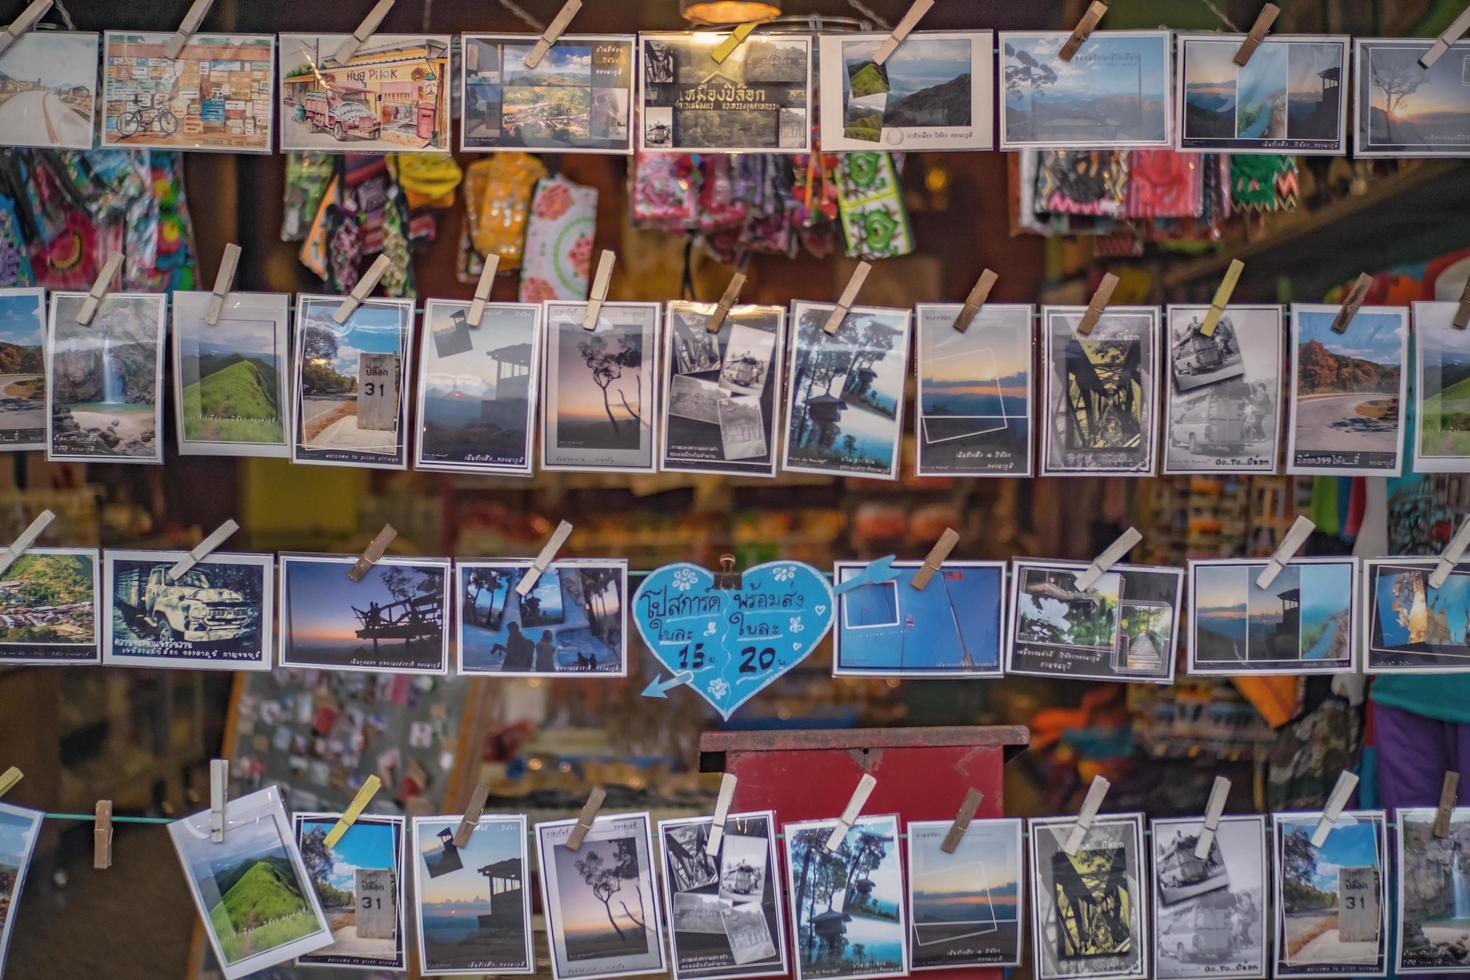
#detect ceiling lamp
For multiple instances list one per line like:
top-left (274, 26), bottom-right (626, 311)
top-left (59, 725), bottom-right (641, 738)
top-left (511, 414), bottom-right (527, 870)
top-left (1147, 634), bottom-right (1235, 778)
top-left (680, 0), bottom-right (782, 26)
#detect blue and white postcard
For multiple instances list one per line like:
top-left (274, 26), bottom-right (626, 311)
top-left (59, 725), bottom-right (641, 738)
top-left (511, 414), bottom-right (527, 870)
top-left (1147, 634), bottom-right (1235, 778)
top-left (1363, 558), bottom-right (1470, 673)
top-left (908, 818), bottom-right (1023, 969)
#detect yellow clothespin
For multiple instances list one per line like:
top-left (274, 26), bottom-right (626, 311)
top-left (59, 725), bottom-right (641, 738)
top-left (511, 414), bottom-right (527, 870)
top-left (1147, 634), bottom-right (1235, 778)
top-left (0, 510), bottom-right (55, 576)
top-left (1421, 3), bottom-right (1470, 69)
top-left (1075, 273), bottom-right (1119, 337)
top-left (704, 773), bottom-right (738, 856)
top-left (517, 520), bottom-right (574, 596)
top-left (169, 520), bottom-right (239, 581)
top-left (0, 767), bottom-right (21, 799)
top-left (1435, 771), bottom-right (1460, 838)
top-left (713, 22), bottom-right (759, 64)
top-left (332, 0), bottom-right (395, 65)
top-left (76, 253), bottom-right (124, 326)
top-left (1075, 527), bottom-right (1142, 591)
top-left (873, 0), bottom-right (934, 66)
top-left (324, 775), bottom-right (383, 848)
top-left (466, 254), bottom-right (501, 328)
top-left (1233, 4), bottom-right (1280, 66)
top-left (348, 524), bottom-right (397, 582)
top-left (910, 528), bottom-right (960, 591)
top-left (582, 250), bottom-right (615, 330)
top-left (706, 272), bottom-right (746, 334)
top-left (952, 269), bottom-right (998, 334)
top-left (333, 254), bottom-right (392, 325)
top-left (1331, 273), bottom-right (1373, 334)
top-left (524, 0), bottom-right (583, 69)
top-left (1310, 770), bottom-right (1359, 847)
top-left (0, 0), bottom-right (52, 58)
top-left (1193, 776), bottom-right (1231, 859)
top-left (825, 772), bottom-right (877, 852)
top-left (1256, 515), bottom-right (1315, 589)
top-left (164, 0), bottom-right (215, 60)
top-left (565, 785), bottom-right (607, 851)
top-left (823, 262), bottom-right (872, 336)
top-left (1200, 259), bottom-right (1244, 336)
top-left (453, 782), bottom-right (491, 848)
top-left (1452, 278), bottom-right (1470, 330)
top-left (205, 243), bottom-right (241, 326)
top-left (1059, 1), bottom-right (1108, 62)
top-left (1430, 516), bottom-right (1470, 589)
top-left (209, 759), bottom-right (229, 843)
top-left (94, 801), bottom-right (113, 870)
top-left (940, 787), bottom-right (984, 854)
top-left (1063, 775), bottom-right (1111, 856)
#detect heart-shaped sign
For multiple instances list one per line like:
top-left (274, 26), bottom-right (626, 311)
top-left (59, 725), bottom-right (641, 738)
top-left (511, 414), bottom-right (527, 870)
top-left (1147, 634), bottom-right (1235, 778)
top-left (634, 561), bottom-right (835, 719)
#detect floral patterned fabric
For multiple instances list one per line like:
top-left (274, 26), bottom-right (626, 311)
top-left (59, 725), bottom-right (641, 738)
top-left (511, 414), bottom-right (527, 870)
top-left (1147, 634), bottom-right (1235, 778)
top-left (519, 173), bottom-right (598, 304)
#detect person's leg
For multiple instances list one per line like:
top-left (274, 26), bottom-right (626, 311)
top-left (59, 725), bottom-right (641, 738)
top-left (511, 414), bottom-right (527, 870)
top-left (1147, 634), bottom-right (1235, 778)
top-left (1374, 701), bottom-right (1454, 816)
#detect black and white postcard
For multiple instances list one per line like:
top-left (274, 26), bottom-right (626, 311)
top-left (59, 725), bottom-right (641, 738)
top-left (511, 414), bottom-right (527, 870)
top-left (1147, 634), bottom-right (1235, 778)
top-left (0, 288), bottom-right (47, 450)
top-left (1273, 810), bottom-right (1388, 978)
top-left (1412, 301), bottom-right (1470, 473)
top-left (907, 818), bottom-right (1023, 969)
top-left (1362, 558), bottom-right (1470, 673)
top-left (413, 814), bottom-right (534, 976)
top-left (1028, 813), bottom-right (1148, 980)
top-left (0, 801), bottom-right (41, 974)
top-left (662, 302), bottom-right (784, 477)
top-left (537, 812), bottom-right (667, 980)
top-left (1396, 806), bottom-right (1470, 973)
top-left (1040, 306), bottom-right (1160, 476)
top-left (915, 304), bottom-right (1033, 476)
top-left (416, 299), bottom-right (541, 475)
top-left (293, 812), bottom-right (405, 970)
top-left (819, 31), bottom-right (993, 152)
top-left (0, 547), bottom-right (99, 665)
top-left (657, 812), bottom-right (788, 980)
top-left (46, 291), bottom-right (167, 464)
top-left (1356, 39), bottom-right (1470, 158)
top-left (542, 301), bottom-right (660, 473)
top-left (1189, 557), bottom-right (1357, 675)
top-left (103, 550), bottom-right (272, 671)
top-left (1163, 305), bottom-right (1283, 474)
top-left (1151, 815), bottom-right (1268, 979)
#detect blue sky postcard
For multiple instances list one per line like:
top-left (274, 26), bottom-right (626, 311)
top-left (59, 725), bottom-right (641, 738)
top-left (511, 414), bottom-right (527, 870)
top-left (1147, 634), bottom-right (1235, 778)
top-left (1272, 811), bottom-right (1387, 978)
top-left (1189, 557), bottom-right (1357, 675)
top-left (413, 814), bottom-right (533, 976)
top-left (1363, 558), bottom-right (1470, 673)
top-left (293, 812), bottom-right (405, 970)
top-left (1355, 39), bottom-right (1470, 157)
top-left (171, 291), bottom-right (290, 458)
top-left (0, 289), bottom-right (46, 450)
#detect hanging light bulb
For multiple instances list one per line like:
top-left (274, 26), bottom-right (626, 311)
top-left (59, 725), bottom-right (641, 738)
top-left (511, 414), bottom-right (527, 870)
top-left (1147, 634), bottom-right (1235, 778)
top-left (680, 0), bottom-right (782, 26)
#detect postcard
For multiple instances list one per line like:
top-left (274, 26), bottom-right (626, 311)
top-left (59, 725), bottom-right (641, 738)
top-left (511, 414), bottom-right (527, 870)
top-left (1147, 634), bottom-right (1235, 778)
top-left (101, 33), bottom-right (274, 151)
top-left (1413, 301), bottom-right (1470, 473)
top-left (1287, 304), bottom-right (1408, 477)
top-left (1356, 39), bottom-right (1470, 157)
top-left (999, 31), bottom-right (1172, 149)
top-left (783, 301), bottom-right (912, 480)
top-left (657, 812), bottom-right (788, 980)
top-left (278, 34), bottom-right (452, 152)
top-left (833, 560), bottom-right (1005, 677)
top-left (292, 295), bottom-right (414, 470)
top-left (818, 31), bottom-right (993, 152)
top-left (0, 31), bottom-right (98, 149)
top-left (293, 813), bottom-right (405, 970)
top-left (785, 813), bottom-right (908, 980)
top-left (457, 559), bottom-right (627, 676)
top-left (46, 291), bottom-right (167, 464)
top-left (0, 802), bottom-right (41, 974)
top-left (1028, 813), bottom-right (1147, 980)
top-left (1163, 305), bottom-right (1283, 474)
top-left (0, 547), bottom-right (99, 665)
top-left (640, 32), bottom-right (812, 153)
top-left (415, 299), bottom-right (541, 475)
top-left (542, 301), bottom-right (661, 473)
top-left (168, 786), bottom-right (333, 980)
top-left (662, 302), bottom-right (785, 477)
top-left (0, 289), bottom-right (46, 450)
top-left (1007, 559), bottom-right (1182, 683)
top-left (279, 554), bottom-right (450, 675)
top-left (1273, 810), bottom-right (1388, 978)
top-left (1189, 557), bottom-right (1357, 675)
top-left (171, 291), bottom-right (290, 458)
top-left (914, 304), bottom-right (1033, 476)
top-left (102, 550), bottom-right (272, 671)
top-left (1040, 306), bottom-right (1160, 476)
top-left (1362, 558), bottom-right (1470, 673)
top-left (907, 818), bottom-right (1023, 969)
top-left (462, 34), bottom-right (634, 153)
top-left (1396, 806), bottom-right (1470, 973)
top-left (1151, 815), bottom-right (1268, 979)
top-left (414, 814), bottom-right (534, 976)
top-left (536, 812), bottom-right (667, 980)
top-left (1177, 35), bottom-right (1349, 154)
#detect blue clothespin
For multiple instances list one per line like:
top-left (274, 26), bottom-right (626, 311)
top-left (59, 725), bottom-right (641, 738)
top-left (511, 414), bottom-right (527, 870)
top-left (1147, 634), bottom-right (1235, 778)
top-left (834, 556), bottom-right (899, 596)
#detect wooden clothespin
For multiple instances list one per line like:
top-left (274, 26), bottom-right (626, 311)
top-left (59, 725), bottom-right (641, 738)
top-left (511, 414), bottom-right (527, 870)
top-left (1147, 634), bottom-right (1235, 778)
top-left (565, 785), bottom-right (607, 851)
top-left (466, 254), bottom-right (501, 328)
top-left (348, 524), bottom-right (397, 582)
top-left (209, 759), bottom-right (228, 843)
top-left (833, 556), bottom-right (898, 596)
top-left (333, 254), bottom-right (392, 325)
top-left (1193, 776), bottom-right (1231, 859)
top-left (940, 787), bottom-right (984, 854)
top-left (873, 0), bottom-right (935, 66)
top-left (1310, 770), bottom-right (1359, 847)
top-left (712, 22), bottom-right (759, 64)
top-left (704, 773), bottom-right (738, 856)
top-left (952, 269), bottom-right (998, 333)
top-left (323, 774), bottom-right (383, 848)
top-left (0, 0), bottom-right (51, 57)
top-left (910, 529), bottom-right (960, 591)
top-left (1075, 273), bottom-right (1119, 337)
top-left (1430, 516), bottom-right (1470, 589)
top-left (1233, 4), bottom-right (1280, 66)
top-left (1331, 273), bottom-right (1373, 334)
top-left (1452, 277), bottom-right (1470, 330)
top-left (0, 767), bottom-right (21, 799)
top-left (169, 519), bottom-right (239, 581)
top-left (94, 801), bottom-right (113, 870)
top-left (516, 520), bottom-right (573, 597)
top-left (76, 253), bottom-right (124, 326)
top-left (164, 0), bottom-right (215, 60)
top-left (825, 772), bottom-right (877, 852)
top-left (713, 554), bottom-right (743, 591)
top-left (1420, 3), bottom-right (1470, 69)
top-left (1435, 771), bottom-right (1460, 838)
top-left (0, 510), bottom-right (54, 576)
top-left (582, 250), bottom-right (615, 330)
top-left (1059, 1), bottom-right (1108, 62)
top-left (1062, 775), bottom-right (1110, 856)
top-left (1200, 259), bottom-right (1244, 337)
top-left (204, 243), bottom-right (241, 326)
top-left (332, 0), bottom-right (395, 65)
top-left (706, 272), bottom-right (746, 334)
top-left (1256, 515), bottom-right (1315, 589)
top-left (524, 0), bottom-right (583, 69)
top-left (452, 782), bottom-right (491, 848)
top-left (1075, 527), bottom-right (1142, 591)
top-left (823, 261), bottom-right (872, 335)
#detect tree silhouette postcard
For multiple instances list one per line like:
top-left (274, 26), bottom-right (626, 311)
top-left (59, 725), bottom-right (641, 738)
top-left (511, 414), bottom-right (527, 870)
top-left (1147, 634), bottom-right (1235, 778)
top-left (1355, 39), bottom-right (1470, 158)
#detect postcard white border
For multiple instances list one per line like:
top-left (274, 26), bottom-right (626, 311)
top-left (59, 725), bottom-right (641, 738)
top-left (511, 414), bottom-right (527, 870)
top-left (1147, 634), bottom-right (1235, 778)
top-left (0, 801), bottom-right (41, 971)
top-left (1354, 39), bottom-right (1470, 158)
top-left (0, 546), bottom-right (100, 666)
top-left (291, 811), bottom-right (406, 971)
top-left (1394, 806), bottom-right (1470, 974)
top-left (0, 287), bottom-right (47, 451)
top-left (1360, 557), bottom-right (1470, 674)
top-left (906, 817), bottom-right (1024, 970)
top-left (0, 31), bottom-right (99, 151)
top-left (1412, 301), bottom-right (1470, 473)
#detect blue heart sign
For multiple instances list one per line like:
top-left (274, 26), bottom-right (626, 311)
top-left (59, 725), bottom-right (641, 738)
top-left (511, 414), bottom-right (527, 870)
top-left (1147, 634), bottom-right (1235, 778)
top-left (633, 561), bottom-right (835, 719)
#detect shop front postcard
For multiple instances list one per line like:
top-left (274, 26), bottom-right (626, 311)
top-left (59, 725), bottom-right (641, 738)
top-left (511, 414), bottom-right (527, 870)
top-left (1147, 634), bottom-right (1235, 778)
top-left (1272, 811), bottom-right (1388, 978)
top-left (0, 802), bottom-right (42, 975)
top-left (0, 289), bottom-right (47, 450)
top-left (0, 547), bottom-right (99, 665)
top-left (907, 818), bottom-right (1023, 969)
top-left (0, 31), bottom-right (98, 150)
top-left (413, 814), bottom-right (534, 976)
top-left (1413, 301), bottom-right (1470, 473)
top-left (1355, 39), bottom-right (1470, 158)
top-left (457, 559), bottom-right (627, 676)
top-left (1362, 558), bottom-right (1470, 673)
top-left (1396, 806), bottom-right (1470, 973)
top-left (1189, 557), bottom-right (1357, 675)
top-left (1151, 815), bottom-right (1268, 979)
top-left (293, 813), bottom-right (406, 970)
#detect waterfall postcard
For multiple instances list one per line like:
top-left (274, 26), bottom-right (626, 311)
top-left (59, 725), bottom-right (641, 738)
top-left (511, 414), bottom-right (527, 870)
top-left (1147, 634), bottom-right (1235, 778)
top-left (413, 814), bottom-right (534, 976)
top-left (1395, 806), bottom-right (1470, 973)
top-left (0, 548), bottom-right (99, 665)
top-left (1189, 557), bottom-right (1357, 675)
top-left (293, 813), bottom-right (406, 970)
top-left (0, 289), bottom-right (46, 450)
top-left (1272, 811), bottom-right (1388, 978)
top-left (171, 291), bottom-right (290, 457)
top-left (46, 291), bottom-right (167, 463)
top-left (1362, 558), bottom-right (1470, 673)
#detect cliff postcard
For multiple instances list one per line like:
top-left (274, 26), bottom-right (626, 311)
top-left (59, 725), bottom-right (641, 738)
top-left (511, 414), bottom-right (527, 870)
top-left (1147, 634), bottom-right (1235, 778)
top-left (1189, 557), bottom-right (1357, 675)
top-left (1396, 806), bottom-right (1470, 974)
top-left (1362, 558), bottom-right (1470, 673)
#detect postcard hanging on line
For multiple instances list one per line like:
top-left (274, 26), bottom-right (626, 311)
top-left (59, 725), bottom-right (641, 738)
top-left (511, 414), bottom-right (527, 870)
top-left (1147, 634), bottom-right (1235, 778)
top-left (46, 291), bottom-right (167, 464)
top-left (0, 802), bottom-right (42, 976)
top-left (1413, 301), bottom-right (1470, 474)
top-left (662, 301), bottom-right (785, 478)
top-left (413, 813), bottom-right (534, 976)
top-left (0, 547), bottom-right (99, 665)
top-left (1361, 558), bottom-right (1470, 673)
top-left (1150, 815), bottom-right (1269, 980)
top-left (293, 812), bottom-right (406, 971)
top-left (818, 31), bottom-right (994, 152)
top-left (0, 31), bottom-right (99, 150)
top-left (1395, 805), bottom-right (1470, 974)
top-left (1272, 810), bottom-right (1389, 979)
top-left (0, 289), bottom-right (46, 450)
top-left (657, 812), bottom-right (789, 980)
top-left (461, 34), bottom-right (635, 153)
top-left (907, 818), bottom-right (1024, 969)
top-left (915, 304), bottom-right (1034, 477)
top-left (1355, 39), bottom-right (1470, 158)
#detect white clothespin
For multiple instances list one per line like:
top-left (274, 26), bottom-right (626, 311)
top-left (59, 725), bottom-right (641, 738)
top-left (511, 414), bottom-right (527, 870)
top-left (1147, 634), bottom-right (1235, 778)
top-left (1193, 776), bottom-right (1231, 859)
top-left (1256, 515), bottom-right (1315, 589)
top-left (169, 519), bottom-right (239, 581)
top-left (706, 272), bottom-right (746, 334)
top-left (825, 773), bottom-right (877, 852)
top-left (209, 759), bottom-right (228, 843)
top-left (910, 528), bottom-right (960, 591)
top-left (1430, 517), bottom-right (1470, 589)
top-left (348, 524), bottom-right (397, 582)
top-left (566, 785), bottom-right (607, 851)
top-left (1233, 4), bottom-right (1280, 66)
top-left (940, 787), bottom-right (984, 854)
top-left (524, 0), bottom-right (582, 69)
top-left (1059, 0), bottom-right (1108, 62)
top-left (0, 510), bottom-right (54, 577)
top-left (1200, 259), bottom-right (1243, 336)
top-left (1075, 273), bottom-right (1119, 336)
top-left (712, 22), bottom-right (759, 64)
top-left (873, 0), bottom-right (934, 66)
top-left (823, 262), bottom-right (872, 336)
top-left (324, 775), bottom-right (383, 847)
top-left (1435, 771), bottom-right (1460, 838)
top-left (332, 0), bottom-right (395, 65)
top-left (164, 0), bottom-right (215, 60)
top-left (1062, 775), bottom-right (1110, 856)
top-left (1331, 273), bottom-right (1373, 334)
top-left (705, 773), bottom-right (738, 856)
top-left (1310, 771), bottom-right (1359, 847)
top-left (333, 254), bottom-right (392, 325)
top-left (1453, 277), bottom-right (1470, 331)
top-left (1075, 527), bottom-right (1142, 591)
top-left (94, 800), bottom-right (113, 870)
top-left (1421, 3), bottom-right (1470, 69)
top-left (581, 250), bottom-right (615, 330)
top-left (0, 0), bottom-right (51, 57)
top-left (517, 520), bottom-right (573, 597)
top-left (0, 767), bottom-right (21, 798)
top-left (205, 243), bottom-right (241, 326)
top-left (76, 253), bottom-right (124, 326)
top-left (466, 254), bottom-right (501, 328)
top-left (952, 269), bottom-right (998, 333)
top-left (453, 782), bottom-right (491, 847)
